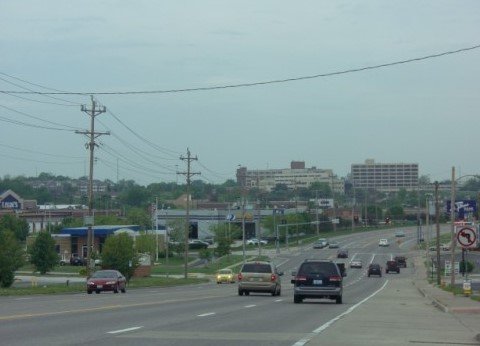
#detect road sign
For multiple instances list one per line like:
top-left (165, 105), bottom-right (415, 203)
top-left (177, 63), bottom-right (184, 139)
top-left (456, 227), bottom-right (477, 248)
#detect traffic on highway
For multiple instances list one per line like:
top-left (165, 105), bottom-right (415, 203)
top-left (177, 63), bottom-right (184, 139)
top-left (0, 226), bottom-right (451, 346)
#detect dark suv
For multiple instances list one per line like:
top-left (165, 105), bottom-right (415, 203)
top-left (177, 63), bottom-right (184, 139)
top-left (394, 256), bottom-right (406, 268)
top-left (291, 260), bottom-right (343, 304)
top-left (386, 260), bottom-right (400, 274)
top-left (368, 263), bottom-right (382, 277)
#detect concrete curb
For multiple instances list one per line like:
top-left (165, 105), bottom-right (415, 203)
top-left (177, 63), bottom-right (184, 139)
top-left (414, 282), bottom-right (449, 313)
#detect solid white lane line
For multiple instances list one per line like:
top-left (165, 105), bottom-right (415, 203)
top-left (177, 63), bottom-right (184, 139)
top-left (197, 312), bottom-right (216, 317)
top-left (292, 280), bottom-right (389, 346)
top-left (244, 304), bottom-right (256, 308)
top-left (108, 326), bottom-right (143, 334)
top-left (275, 299), bottom-right (283, 302)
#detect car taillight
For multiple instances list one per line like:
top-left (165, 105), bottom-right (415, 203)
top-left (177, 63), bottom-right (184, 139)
top-left (295, 276), bottom-right (307, 281)
top-left (238, 273), bottom-right (243, 281)
top-left (329, 275), bottom-right (342, 282)
top-left (271, 274), bottom-right (276, 282)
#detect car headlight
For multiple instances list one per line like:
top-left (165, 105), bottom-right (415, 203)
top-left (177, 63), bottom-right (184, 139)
top-left (87, 281), bottom-right (95, 285)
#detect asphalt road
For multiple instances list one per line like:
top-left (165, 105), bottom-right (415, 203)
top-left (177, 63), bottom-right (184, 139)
top-left (0, 226), bottom-right (450, 346)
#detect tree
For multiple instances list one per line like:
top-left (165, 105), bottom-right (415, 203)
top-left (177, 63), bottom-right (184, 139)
top-left (0, 230), bottom-right (24, 287)
top-left (126, 207), bottom-right (151, 230)
top-left (0, 214), bottom-right (30, 241)
top-left (135, 232), bottom-right (157, 261)
top-left (29, 232), bottom-right (58, 274)
top-left (210, 223), bottom-right (241, 257)
top-left (101, 233), bottom-right (138, 281)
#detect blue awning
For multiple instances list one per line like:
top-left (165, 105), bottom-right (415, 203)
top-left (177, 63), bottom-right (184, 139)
top-left (60, 225), bottom-right (140, 237)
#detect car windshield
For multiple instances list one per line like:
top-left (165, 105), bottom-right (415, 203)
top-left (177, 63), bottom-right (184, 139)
top-left (91, 271), bottom-right (117, 278)
top-left (218, 270), bottom-right (231, 274)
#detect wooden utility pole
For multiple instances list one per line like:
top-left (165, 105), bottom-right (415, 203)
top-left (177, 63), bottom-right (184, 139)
top-left (76, 96), bottom-right (109, 276)
top-left (434, 181), bottom-right (441, 286)
top-left (178, 148), bottom-right (200, 279)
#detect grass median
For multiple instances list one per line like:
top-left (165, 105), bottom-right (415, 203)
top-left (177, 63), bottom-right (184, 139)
top-left (2, 276), bottom-right (208, 296)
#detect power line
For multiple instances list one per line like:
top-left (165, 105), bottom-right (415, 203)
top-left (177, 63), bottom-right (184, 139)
top-left (0, 75), bottom-right (82, 105)
top-left (0, 103), bottom-right (82, 130)
top-left (0, 142), bottom-right (84, 159)
top-left (1, 44), bottom-right (479, 95)
top-left (0, 113), bottom-right (75, 131)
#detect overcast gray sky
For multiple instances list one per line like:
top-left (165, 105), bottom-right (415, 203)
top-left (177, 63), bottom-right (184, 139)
top-left (1, 1), bottom-right (479, 186)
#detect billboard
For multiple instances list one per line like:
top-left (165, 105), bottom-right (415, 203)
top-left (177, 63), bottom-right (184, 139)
top-left (446, 200), bottom-right (477, 219)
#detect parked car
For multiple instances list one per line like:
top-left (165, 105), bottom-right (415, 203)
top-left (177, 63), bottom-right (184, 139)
top-left (70, 254), bottom-right (85, 266)
top-left (216, 268), bottom-right (235, 284)
top-left (350, 259), bottom-right (363, 268)
top-left (328, 241), bottom-right (340, 249)
top-left (188, 239), bottom-right (209, 250)
top-left (395, 231), bottom-right (406, 237)
top-left (394, 256), bottom-right (406, 268)
top-left (291, 259), bottom-right (343, 304)
top-left (246, 238), bottom-right (268, 245)
top-left (238, 261), bottom-right (282, 296)
top-left (337, 249), bottom-right (348, 258)
top-left (378, 239), bottom-right (389, 247)
top-left (441, 244), bottom-right (451, 251)
top-left (86, 270), bottom-right (126, 294)
top-left (368, 263), bottom-right (382, 277)
top-left (386, 260), bottom-right (400, 274)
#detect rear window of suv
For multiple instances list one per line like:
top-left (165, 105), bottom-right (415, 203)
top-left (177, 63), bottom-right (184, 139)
top-left (298, 262), bottom-right (337, 276)
top-left (241, 263), bottom-right (272, 273)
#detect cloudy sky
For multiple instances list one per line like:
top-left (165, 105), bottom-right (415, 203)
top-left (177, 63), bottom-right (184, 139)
top-left (1, 1), bottom-right (479, 186)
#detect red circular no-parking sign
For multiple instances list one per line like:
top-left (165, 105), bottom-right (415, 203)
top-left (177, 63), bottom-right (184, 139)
top-left (456, 227), bottom-right (477, 248)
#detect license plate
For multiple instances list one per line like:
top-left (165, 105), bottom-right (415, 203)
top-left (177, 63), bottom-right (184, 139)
top-left (313, 280), bottom-right (322, 285)
top-left (97, 285), bottom-right (103, 289)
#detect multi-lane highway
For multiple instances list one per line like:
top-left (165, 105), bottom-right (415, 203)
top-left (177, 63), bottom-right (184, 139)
top-left (0, 227), bottom-right (447, 345)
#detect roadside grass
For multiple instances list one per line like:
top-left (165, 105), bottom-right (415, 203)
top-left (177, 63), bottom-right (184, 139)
top-left (18, 263), bottom-right (84, 275)
top-left (1, 277), bottom-right (208, 296)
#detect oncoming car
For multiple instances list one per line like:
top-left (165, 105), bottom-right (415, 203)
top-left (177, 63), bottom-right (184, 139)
top-left (216, 268), bottom-right (235, 284)
top-left (378, 239), bottom-right (389, 247)
top-left (87, 270), bottom-right (126, 294)
top-left (349, 260), bottom-right (363, 268)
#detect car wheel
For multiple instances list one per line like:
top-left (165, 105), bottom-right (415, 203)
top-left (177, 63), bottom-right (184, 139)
top-left (277, 288), bottom-right (281, 296)
top-left (244, 291), bottom-right (249, 296)
top-left (87, 290), bottom-right (92, 294)
top-left (336, 295), bottom-right (343, 304)
top-left (294, 295), bottom-right (303, 304)
top-left (368, 274), bottom-right (371, 277)
top-left (113, 285), bottom-right (119, 294)
top-left (95, 290), bottom-right (100, 294)
top-left (238, 289), bottom-right (243, 296)
top-left (271, 286), bottom-right (277, 296)
top-left (121, 286), bottom-right (126, 293)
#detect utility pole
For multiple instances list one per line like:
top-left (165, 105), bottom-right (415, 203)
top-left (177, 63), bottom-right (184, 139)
top-left (76, 96), bottom-right (109, 277)
top-left (178, 148), bottom-right (200, 279)
top-left (450, 166), bottom-right (456, 288)
top-left (435, 181), bottom-right (441, 286)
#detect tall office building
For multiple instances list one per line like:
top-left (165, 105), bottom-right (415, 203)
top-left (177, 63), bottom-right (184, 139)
top-left (351, 159), bottom-right (418, 192)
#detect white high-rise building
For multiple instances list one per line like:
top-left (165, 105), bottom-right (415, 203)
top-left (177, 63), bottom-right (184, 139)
top-left (351, 159), bottom-right (419, 192)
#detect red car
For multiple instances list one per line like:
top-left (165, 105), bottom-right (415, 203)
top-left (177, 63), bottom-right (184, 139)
top-left (87, 270), bottom-right (127, 294)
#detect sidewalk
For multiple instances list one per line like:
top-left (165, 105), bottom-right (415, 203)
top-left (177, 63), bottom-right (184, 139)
top-left (303, 253), bottom-right (480, 345)
top-left (412, 254), bottom-right (480, 338)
